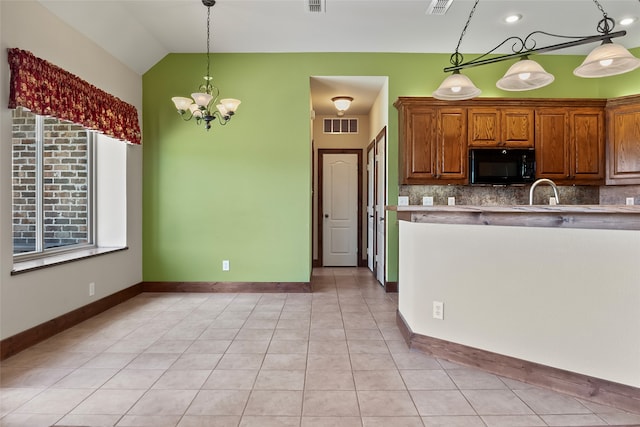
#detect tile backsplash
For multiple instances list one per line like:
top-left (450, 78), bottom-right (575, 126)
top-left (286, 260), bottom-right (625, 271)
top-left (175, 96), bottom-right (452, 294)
top-left (399, 185), bottom-right (600, 206)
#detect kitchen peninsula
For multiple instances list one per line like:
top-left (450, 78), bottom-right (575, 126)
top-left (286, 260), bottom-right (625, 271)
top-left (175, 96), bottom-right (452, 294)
top-left (390, 204), bottom-right (640, 412)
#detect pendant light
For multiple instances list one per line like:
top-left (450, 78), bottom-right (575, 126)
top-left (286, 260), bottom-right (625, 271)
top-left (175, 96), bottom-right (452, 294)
top-left (574, 40), bottom-right (640, 78)
top-left (433, 71), bottom-right (481, 100)
top-left (496, 58), bottom-right (554, 91)
top-left (436, 0), bottom-right (639, 99)
top-left (433, 0), bottom-right (481, 101)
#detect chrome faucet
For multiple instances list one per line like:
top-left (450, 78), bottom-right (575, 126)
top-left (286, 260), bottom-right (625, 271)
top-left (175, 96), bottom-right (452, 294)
top-left (529, 178), bottom-right (560, 205)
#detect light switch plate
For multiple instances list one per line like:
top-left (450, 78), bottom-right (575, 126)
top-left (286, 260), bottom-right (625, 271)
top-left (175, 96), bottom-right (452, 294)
top-left (447, 197), bottom-right (455, 206)
top-left (626, 197), bottom-right (635, 206)
top-left (398, 196), bottom-right (409, 206)
top-left (422, 196), bottom-right (434, 206)
top-left (433, 301), bottom-right (444, 320)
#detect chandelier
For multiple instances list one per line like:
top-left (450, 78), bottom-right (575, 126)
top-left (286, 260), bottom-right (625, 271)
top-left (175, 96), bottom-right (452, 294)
top-left (171, 0), bottom-right (240, 130)
top-left (433, 0), bottom-right (640, 101)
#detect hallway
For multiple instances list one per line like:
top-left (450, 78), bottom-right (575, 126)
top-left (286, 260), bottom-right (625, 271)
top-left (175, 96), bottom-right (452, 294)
top-left (1, 268), bottom-right (639, 426)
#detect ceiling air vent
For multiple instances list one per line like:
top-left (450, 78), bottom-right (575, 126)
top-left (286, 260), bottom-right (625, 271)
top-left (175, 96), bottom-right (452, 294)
top-left (307, 0), bottom-right (325, 13)
top-left (426, 0), bottom-right (454, 15)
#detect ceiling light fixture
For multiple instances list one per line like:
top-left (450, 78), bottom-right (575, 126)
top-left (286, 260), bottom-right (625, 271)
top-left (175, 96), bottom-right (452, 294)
top-left (171, 0), bottom-right (240, 131)
top-left (432, 0), bottom-right (481, 100)
top-left (505, 14), bottom-right (522, 24)
top-left (619, 17), bottom-right (636, 27)
top-left (434, 0), bottom-right (640, 100)
top-left (332, 96), bottom-right (354, 116)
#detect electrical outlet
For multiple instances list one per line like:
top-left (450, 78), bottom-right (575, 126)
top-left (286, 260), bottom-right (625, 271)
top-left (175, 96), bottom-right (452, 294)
top-left (447, 197), bottom-right (455, 206)
top-left (89, 282), bottom-right (95, 296)
top-left (433, 301), bottom-right (444, 320)
top-left (549, 197), bottom-right (557, 205)
top-left (626, 197), bottom-right (635, 206)
top-left (222, 260), bottom-right (230, 271)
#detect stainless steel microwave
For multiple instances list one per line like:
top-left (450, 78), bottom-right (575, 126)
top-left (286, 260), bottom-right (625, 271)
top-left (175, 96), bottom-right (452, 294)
top-left (469, 148), bottom-right (536, 185)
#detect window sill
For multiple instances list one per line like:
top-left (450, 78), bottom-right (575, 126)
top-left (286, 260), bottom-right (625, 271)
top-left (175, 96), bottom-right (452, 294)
top-left (11, 247), bottom-right (128, 275)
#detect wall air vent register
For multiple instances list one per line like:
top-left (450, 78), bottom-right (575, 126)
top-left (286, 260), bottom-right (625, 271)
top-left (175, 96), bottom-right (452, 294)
top-left (323, 118), bottom-right (358, 134)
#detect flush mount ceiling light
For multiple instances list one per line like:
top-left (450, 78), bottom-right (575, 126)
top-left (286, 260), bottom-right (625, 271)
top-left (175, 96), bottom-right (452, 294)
top-left (434, 0), bottom-right (640, 100)
top-left (171, 0), bottom-right (240, 131)
top-left (331, 96), bottom-right (354, 116)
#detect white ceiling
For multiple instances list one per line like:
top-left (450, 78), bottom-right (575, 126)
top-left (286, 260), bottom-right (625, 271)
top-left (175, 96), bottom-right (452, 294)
top-left (37, 0), bottom-right (640, 115)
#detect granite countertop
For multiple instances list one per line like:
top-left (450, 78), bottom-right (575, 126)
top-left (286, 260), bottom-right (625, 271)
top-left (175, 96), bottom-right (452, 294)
top-left (388, 205), bottom-right (640, 214)
top-left (388, 205), bottom-right (640, 230)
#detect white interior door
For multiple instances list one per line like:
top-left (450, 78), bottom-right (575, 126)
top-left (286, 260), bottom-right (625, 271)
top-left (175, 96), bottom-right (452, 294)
top-left (323, 153), bottom-right (358, 266)
top-left (367, 147), bottom-right (375, 271)
top-left (375, 136), bottom-right (386, 285)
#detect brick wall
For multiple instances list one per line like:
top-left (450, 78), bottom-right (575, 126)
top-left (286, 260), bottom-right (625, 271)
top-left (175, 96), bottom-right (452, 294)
top-left (12, 109), bottom-right (90, 254)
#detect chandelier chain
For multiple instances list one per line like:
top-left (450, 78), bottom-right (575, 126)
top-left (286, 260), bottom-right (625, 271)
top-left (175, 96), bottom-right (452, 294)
top-left (451, 0), bottom-right (480, 66)
top-left (592, 0), bottom-right (607, 18)
top-left (206, 5), bottom-right (211, 87)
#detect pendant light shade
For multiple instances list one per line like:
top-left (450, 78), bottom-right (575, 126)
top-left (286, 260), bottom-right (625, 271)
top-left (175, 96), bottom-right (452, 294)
top-left (573, 41), bottom-right (640, 78)
top-left (432, 72), bottom-right (481, 100)
top-left (496, 59), bottom-right (555, 91)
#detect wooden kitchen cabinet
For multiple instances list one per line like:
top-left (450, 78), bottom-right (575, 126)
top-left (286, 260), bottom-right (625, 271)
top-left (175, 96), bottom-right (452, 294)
top-left (535, 108), bottom-right (569, 180)
top-left (606, 95), bottom-right (640, 185)
top-left (535, 107), bottom-right (604, 185)
top-left (396, 97), bottom-right (608, 186)
top-left (437, 108), bottom-right (467, 181)
top-left (570, 108), bottom-right (605, 182)
top-left (399, 106), bottom-right (436, 182)
top-left (468, 107), bottom-right (533, 148)
top-left (397, 100), bottom-right (466, 184)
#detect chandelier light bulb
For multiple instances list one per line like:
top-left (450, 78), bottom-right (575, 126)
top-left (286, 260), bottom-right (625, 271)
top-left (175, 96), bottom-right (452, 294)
top-left (451, 86), bottom-right (462, 93)
top-left (599, 59), bottom-right (614, 67)
top-left (518, 72), bottom-right (531, 80)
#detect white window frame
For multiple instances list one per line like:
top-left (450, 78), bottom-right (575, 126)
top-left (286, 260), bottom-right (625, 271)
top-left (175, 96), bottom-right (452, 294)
top-left (12, 111), bottom-right (97, 262)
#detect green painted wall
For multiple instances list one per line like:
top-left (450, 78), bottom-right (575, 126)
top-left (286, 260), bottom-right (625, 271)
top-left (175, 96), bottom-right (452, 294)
top-left (143, 52), bottom-right (640, 283)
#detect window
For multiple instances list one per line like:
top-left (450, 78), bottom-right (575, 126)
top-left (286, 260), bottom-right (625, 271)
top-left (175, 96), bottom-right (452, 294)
top-left (12, 107), bottom-right (95, 258)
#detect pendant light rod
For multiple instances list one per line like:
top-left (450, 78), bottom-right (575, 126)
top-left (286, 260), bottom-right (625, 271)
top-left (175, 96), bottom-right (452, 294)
top-left (444, 29), bottom-right (626, 73)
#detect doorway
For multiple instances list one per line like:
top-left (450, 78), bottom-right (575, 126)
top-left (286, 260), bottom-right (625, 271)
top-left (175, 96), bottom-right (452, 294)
top-left (318, 149), bottom-right (363, 267)
top-left (366, 128), bottom-right (387, 285)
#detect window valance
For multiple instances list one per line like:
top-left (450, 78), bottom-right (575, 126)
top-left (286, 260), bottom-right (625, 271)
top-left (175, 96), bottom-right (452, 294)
top-left (7, 48), bottom-right (141, 145)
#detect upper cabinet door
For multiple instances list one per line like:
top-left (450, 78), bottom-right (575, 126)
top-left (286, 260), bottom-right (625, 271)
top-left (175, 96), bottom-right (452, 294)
top-left (570, 108), bottom-right (605, 182)
top-left (437, 108), bottom-right (467, 180)
top-left (400, 106), bottom-right (436, 183)
top-left (607, 99), bottom-right (640, 185)
top-left (468, 108), bottom-right (500, 147)
top-left (535, 109), bottom-right (570, 180)
top-left (468, 107), bottom-right (534, 148)
top-left (502, 109), bottom-right (534, 148)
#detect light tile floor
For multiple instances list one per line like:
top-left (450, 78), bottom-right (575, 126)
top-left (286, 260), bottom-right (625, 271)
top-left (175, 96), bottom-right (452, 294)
top-left (1, 267), bottom-right (639, 427)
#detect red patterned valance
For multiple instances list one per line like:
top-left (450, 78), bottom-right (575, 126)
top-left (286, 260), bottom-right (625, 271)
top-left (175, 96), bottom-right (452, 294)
top-left (7, 48), bottom-right (141, 145)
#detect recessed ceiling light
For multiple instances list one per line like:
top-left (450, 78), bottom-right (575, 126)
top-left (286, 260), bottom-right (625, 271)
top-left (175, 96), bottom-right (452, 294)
top-left (505, 14), bottom-right (522, 24)
top-left (620, 17), bottom-right (637, 26)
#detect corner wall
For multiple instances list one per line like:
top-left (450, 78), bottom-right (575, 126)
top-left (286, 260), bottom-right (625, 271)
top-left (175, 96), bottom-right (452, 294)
top-left (0, 1), bottom-right (143, 340)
